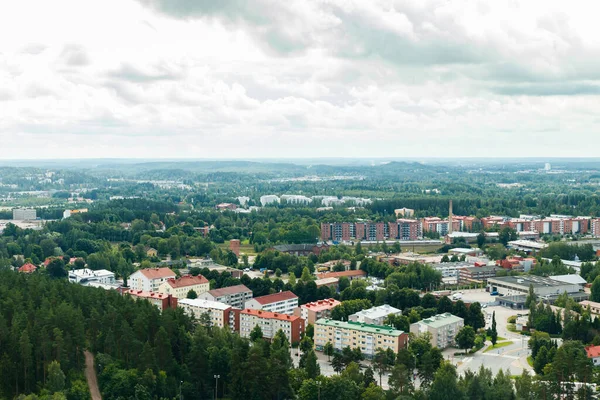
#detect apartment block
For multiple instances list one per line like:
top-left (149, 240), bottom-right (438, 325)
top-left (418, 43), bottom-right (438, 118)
top-left (295, 298), bottom-right (341, 324)
top-left (320, 219), bottom-right (420, 242)
top-left (244, 291), bottom-right (298, 315)
top-left (314, 319), bottom-right (408, 357)
top-left (13, 208), bottom-right (36, 220)
top-left (458, 266), bottom-right (501, 283)
top-left (239, 309), bottom-right (305, 344)
top-left (198, 284), bottom-right (253, 309)
top-left (178, 298), bottom-right (239, 331)
top-left (592, 219), bottom-right (600, 237)
top-left (158, 274), bottom-right (210, 299)
top-left (410, 313), bottom-right (464, 349)
top-left (128, 268), bottom-right (176, 292)
top-left (348, 304), bottom-right (402, 326)
top-left (123, 289), bottom-right (178, 311)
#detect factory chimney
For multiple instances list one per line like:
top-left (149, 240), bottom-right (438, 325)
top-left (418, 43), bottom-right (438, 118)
top-left (448, 200), bottom-right (454, 234)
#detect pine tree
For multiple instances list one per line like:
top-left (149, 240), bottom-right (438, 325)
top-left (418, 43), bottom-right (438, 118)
top-left (491, 311), bottom-right (498, 346)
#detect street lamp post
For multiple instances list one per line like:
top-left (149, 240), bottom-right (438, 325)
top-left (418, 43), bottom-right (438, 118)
top-left (214, 375), bottom-right (220, 400)
top-left (317, 381), bottom-right (321, 400)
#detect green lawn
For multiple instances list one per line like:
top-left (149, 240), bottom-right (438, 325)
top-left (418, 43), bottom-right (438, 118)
top-left (487, 335), bottom-right (506, 342)
top-left (483, 341), bottom-right (513, 353)
top-left (527, 356), bottom-right (533, 367)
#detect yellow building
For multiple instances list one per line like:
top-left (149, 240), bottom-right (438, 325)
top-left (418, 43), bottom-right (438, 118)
top-left (158, 274), bottom-right (210, 299)
top-left (314, 319), bottom-right (408, 357)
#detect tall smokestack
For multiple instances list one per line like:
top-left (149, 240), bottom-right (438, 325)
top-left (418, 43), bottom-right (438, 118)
top-left (448, 200), bottom-right (454, 234)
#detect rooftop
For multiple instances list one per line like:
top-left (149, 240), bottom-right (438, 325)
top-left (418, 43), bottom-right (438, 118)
top-left (508, 240), bottom-right (548, 250)
top-left (138, 267), bottom-right (176, 279)
top-left (315, 277), bottom-right (339, 286)
top-left (70, 268), bottom-right (114, 277)
top-left (550, 274), bottom-right (587, 285)
top-left (206, 284), bottom-right (252, 297)
top-left (350, 304), bottom-right (401, 320)
top-left (241, 309), bottom-right (302, 322)
top-left (252, 290), bottom-right (298, 304)
top-left (414, 313), bottom-right (464, 328)
top-left (165, 274), bottom-right (209, 288)
top-left (316, 270), bottom-right (366, 279)
top-left (302, 298), bottom-right (341, 311)
top-left (316, 318), bottom-right (405, 336)
top-left (178, 298), bottom-right (231, 310)
top-left (273, 243), bottom-right (328, 252)
top-left (124, 289), bottom-right (171, 300)
top-left (488, 275), bottom-right (578, 289)
top-left (586, 345), bottom-right (600, 359)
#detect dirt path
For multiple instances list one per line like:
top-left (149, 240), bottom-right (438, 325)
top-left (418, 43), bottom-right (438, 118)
top-left (84, 350), bottom-right (102, 400)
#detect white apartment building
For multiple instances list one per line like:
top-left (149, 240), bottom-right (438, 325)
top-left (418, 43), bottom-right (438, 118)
top-left (178, 298), bottom-right (237, 330)
top-left (128, 268), bottom-right (176, 292)
top-left (198, 284), bottom-right (253, 309)
top-left (410, 313), bottom-right (464, 349)
top-left (244, 291), bottom-right (298, 315)
top-left (13, 208), bottom-right (36, 220)
top-left (69, 268), bottom-right (115, 285)
top-left (158, 274), bottom-right (210, 299)
top-left (349, 304), bottom-right (402, 326)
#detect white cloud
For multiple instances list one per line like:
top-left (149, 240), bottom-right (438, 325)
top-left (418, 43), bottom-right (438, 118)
top-left (0, 0), bottom-right (599, 159)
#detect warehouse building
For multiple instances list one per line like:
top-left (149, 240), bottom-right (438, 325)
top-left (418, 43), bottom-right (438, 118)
top-left (487, 275), bottom-right (584, 297)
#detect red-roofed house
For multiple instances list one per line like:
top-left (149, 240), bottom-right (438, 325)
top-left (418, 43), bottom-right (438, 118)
top-left (18, 263), bottom-right (37, 274)
top-left (316, 270), bottom-right (367, 281)
top-left (240, 309), bottom-right (305, 344)
top-left (124, 289), bottom-right (178, 311)
top-left (294, 298), bottom-right (341, 324)
top-left (586, 345), bottom-right (600, 366)
top-left (158, 274), bottom-right (210, 299)
top-left (244, 291), bottom-right (299, 315)
top-left (129, 268), bottom-right (176, 292)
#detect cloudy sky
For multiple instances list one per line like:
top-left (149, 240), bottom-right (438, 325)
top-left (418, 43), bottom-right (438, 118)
top-left (1, 0), bottom-right (599, 159)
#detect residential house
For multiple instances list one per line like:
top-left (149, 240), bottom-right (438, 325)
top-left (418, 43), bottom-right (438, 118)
top-left (294, 298), bottom-right (341, 324)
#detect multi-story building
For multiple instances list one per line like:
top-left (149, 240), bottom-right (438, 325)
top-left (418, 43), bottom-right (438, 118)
top-left (123, 289), bottom-right (178, 311)
top-left (316, 270), bottom-right (366, 281)
top-left (295, 298), bottom-right (341, 324)
top-left (348, 305), bottom-right (402, 326)
top-left (13, 208), bottom-right (36, 220)
top-left (420, 217), bottom-right (460, 236)
top-left (178, 298), bottom-right (239, 330)
top-left (239, 309), bottom-right (305, 344)
top-left (410, 313), bottom-right (464, 349)
top-left (244, 291), bottom-right (299, 315)
top-left (69, 268), bottom-right (115, 285)
top-left (320, 220), bottom-right (420, 242)
top-left (592, 219), bottom-right (600, 237)
top-left (394, 208), bottom-right (415, 218)
top-left (314, 319), bottom-right (408, 357)
top-left (580, 301), bottom-right (600, 320)
top-left (158, 274), bottom-right (210, 299)
top-left (198, 284), bottom-right (253, 309)
top-left (128, 268), bottom-right (176, 292)
top-left (458, 265), bottom-right (501, 283)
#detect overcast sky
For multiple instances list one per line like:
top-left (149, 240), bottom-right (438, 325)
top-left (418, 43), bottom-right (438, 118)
top-left (1, 0), bottom-right (599, 159)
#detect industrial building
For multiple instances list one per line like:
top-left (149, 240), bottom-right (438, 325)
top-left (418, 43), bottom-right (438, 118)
top-left (13, 208), bottom-right (36, 220)
top-left (487, 275), bottom-right (585, 297)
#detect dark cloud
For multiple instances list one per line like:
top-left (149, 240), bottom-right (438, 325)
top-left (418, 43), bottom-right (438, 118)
top-left (59, 44), bottom-right (91, 66)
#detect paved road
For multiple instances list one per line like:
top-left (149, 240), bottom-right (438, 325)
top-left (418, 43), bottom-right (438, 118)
top-left (84, 350), bottom-right (102, 400)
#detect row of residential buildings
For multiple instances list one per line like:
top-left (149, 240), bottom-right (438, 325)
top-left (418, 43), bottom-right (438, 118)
top-left (321, 213), bottom-right (600, 242)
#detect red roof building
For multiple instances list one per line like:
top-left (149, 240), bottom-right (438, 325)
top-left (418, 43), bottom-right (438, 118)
top-left (585, 345), bottom-right (600, 366)
top-left (316, 270), bottom-right (366, 280)
top-left (240, 309), bottom-right (305, 344)
top-left (158, 274), bottom-right (210, 299)
top-left (295, 298), bottom-right (341, 324)
top-left (124, 289), bottom-right (178, 311)
top-left (18, 263), bottom-right (37, 273)
top-left (244, 291), bottom-right (299, 315)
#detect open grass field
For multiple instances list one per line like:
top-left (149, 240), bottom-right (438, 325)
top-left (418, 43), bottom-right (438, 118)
top-left (483, 341), bottom-right (513, 353)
